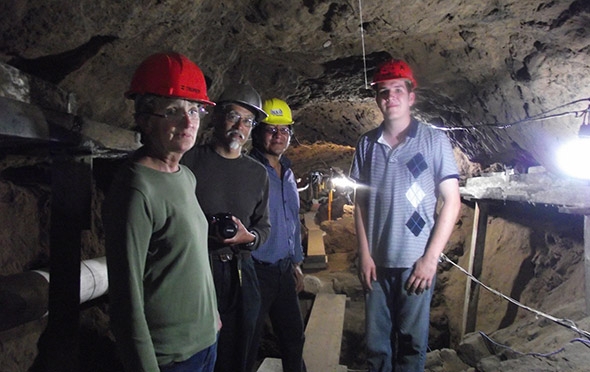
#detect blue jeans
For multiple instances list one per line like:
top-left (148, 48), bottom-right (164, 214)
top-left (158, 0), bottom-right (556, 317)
top-left (365, 267), bottom-right (434, 372)
top-left (159, 340), bottom-right (218, 372)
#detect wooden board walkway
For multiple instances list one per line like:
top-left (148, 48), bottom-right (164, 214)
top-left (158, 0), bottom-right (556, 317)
top-left (303, 211), bottom-right (327, 270)
top-left (257, 292), bottom-right (347, 372)
top-left (303, 293), bottom-right (347, 372)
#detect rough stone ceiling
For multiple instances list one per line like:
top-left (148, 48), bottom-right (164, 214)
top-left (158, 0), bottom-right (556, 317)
top-left (1, 0), bottom-right (589, 174)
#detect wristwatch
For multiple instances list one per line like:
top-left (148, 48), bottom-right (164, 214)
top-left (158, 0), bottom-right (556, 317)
top-left (244, 230), bottom-right (257, 249)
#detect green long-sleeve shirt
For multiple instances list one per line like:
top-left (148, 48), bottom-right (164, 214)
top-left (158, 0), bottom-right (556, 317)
top-left (103, 161), bottom-right (218, 372)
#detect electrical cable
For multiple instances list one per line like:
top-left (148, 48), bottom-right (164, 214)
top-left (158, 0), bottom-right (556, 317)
top-left (358, 0), bottom-right (368, 89)
top-left (477, 331), bottom-right (590, 358)
top-left (429, 97), bottom-right (590, 131)
top-left (440, 252), bottom-right (590, 341)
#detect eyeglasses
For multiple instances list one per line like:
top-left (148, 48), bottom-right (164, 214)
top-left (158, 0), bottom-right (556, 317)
top-left (225, 111), bottom-right (257, 128)
top-left (138, 105), bottom-right (208, 121)
top-left (263, 126), bottom-right (292, 136)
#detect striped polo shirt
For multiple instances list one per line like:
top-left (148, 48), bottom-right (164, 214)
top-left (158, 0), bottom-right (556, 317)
top-left (350, 118), bottom-right (459, 268)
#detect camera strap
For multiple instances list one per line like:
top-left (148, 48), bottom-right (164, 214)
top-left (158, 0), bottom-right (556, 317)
top-left (208, 246), bottom-right (252, 288)
top-left (237, 255), bottom-right (242, 287)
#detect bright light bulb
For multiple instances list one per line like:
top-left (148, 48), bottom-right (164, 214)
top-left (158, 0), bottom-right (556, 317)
top-left (557, 135), bottom-right (590, 180)
top-left (331, 176), bottom-right (357, 189)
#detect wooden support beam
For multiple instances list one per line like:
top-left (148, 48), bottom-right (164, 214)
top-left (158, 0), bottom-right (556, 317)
top-left (585, 216), bottom-right (590, 315)
top-left (0, 96), bottom-right (140, 155)
top-left (460, 170), bottom-right (590, 208)
top-left (44, 154), bottom-right (92, 372)
top-left (0, 61), bottom-right (73, 114)
top-left (462, 202), bottom-right (488, 336)
top-left (463, 172), bottom-right (590, 319)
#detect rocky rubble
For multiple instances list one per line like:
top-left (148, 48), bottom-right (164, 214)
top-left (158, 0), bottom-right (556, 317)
top-left (302, 201), bottom-right (590, 371)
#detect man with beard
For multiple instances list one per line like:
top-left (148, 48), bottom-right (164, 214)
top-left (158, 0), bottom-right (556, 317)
top-left (181, 83), bottom-right (271, 372)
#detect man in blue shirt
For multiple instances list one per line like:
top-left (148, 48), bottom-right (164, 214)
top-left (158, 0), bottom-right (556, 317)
top-left (247, 98), bottom-right (306, 372)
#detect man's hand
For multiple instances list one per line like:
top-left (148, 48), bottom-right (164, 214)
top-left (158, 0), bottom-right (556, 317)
top-left (293, 264), bottom-right (304, 293)
top-left (358, 252), bottom-right (377, 291)
top-left (405, 254), bottom-right (438, 295)
top-left (216, 311), bottom-right (223, 331)
top-left (222, 216), bottom-right (255, 246)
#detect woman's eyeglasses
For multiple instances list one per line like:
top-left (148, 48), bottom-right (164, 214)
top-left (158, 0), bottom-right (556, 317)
top-left (138, 105), bottom-right (208, 121)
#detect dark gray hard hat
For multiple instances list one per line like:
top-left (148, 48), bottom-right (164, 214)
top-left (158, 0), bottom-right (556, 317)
top-left (217, 83), bottom-right (268, 121)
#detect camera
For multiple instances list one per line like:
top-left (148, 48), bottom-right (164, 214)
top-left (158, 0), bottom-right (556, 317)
top-left (207, 213), bottom-right (238, 239)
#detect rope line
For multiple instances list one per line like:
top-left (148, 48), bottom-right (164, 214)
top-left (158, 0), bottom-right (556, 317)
top-left (440, 252), bottom-right (590, 340)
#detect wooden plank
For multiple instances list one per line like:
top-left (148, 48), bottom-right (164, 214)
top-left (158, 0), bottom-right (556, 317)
top-left (0, 96), bottom-right (51, 141)
top-left (302, 257), bottom-right (327, 270)
top-left (1, 61), bottom-right (140, 155)
top-left (303, 210), bottom-right (327, 269)
top-left (256, 357), bottom-right (282, 372)
top-left (303, 293), bottom-right (346, 372)
top-left (560, 207), bottom-right (590, 215)
top-left (462, 202), bottom-right (488, 336)
top-left (304, 211), bottom-right (319, 230)
top-left (304, 229), bottom-right (327, 270)
top-left (256, 358), bottom-right (348, 372)
top-left (44, 109), bottom-right (141, 154)
top-left (0, 61), bottom-right (73, 113)
top-left (0, 96), bottom-right (140, 154)
top-left (307, 229), bottom-right (325, 256)
top-left (460, 171), bottom-right (590, 210)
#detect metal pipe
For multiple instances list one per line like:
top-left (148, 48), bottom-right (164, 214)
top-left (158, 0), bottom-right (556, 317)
top-left (0, 257), bottom-right (108, 331)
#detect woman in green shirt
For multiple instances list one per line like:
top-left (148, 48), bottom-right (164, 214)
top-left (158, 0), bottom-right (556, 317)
top-left (103, 52), bottom-right (220, 372)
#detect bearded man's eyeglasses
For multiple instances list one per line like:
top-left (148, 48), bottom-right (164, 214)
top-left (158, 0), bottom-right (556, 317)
top-left (225, 111), bottom-right (257, 128)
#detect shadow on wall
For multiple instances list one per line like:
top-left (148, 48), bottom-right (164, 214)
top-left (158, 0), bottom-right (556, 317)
top-left (29, 304), bottom-right (124, 372)
top-left (498, 246), bottom-right (536, 329)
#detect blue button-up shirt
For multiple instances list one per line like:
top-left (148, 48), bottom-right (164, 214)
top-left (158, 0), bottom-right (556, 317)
top-left (249, 148), bottom-right (304, 265)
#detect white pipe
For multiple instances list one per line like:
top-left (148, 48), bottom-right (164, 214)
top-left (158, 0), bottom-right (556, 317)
top-left (32, 256), bottom-right (109, 304)
top-left (0, 257), bottom-right (109, 331)
top-left (80, 256), bottom-right (109, 303)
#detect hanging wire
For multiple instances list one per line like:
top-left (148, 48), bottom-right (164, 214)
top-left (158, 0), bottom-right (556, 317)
top-left (430, 97), bottom-right (590, 131)
top-left (358, 0), bottom-right (368, 89)
top-left (580, 104), bottom-right (590, 128)
top-left (440, 252), bottom-right (590, 340)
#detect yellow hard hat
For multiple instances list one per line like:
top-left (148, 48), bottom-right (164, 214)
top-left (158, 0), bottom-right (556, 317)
top-left (261, 98), bottom-right (294, 125)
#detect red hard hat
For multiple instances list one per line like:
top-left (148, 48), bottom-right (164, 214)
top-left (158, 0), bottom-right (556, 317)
top-left (125, 52), bottom-right (215, 106)
top-left (371, 59), bottom-right (417, 88)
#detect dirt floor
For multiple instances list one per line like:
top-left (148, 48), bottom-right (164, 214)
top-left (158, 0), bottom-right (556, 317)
top-left (284, 202), bottom-right (590, 372)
